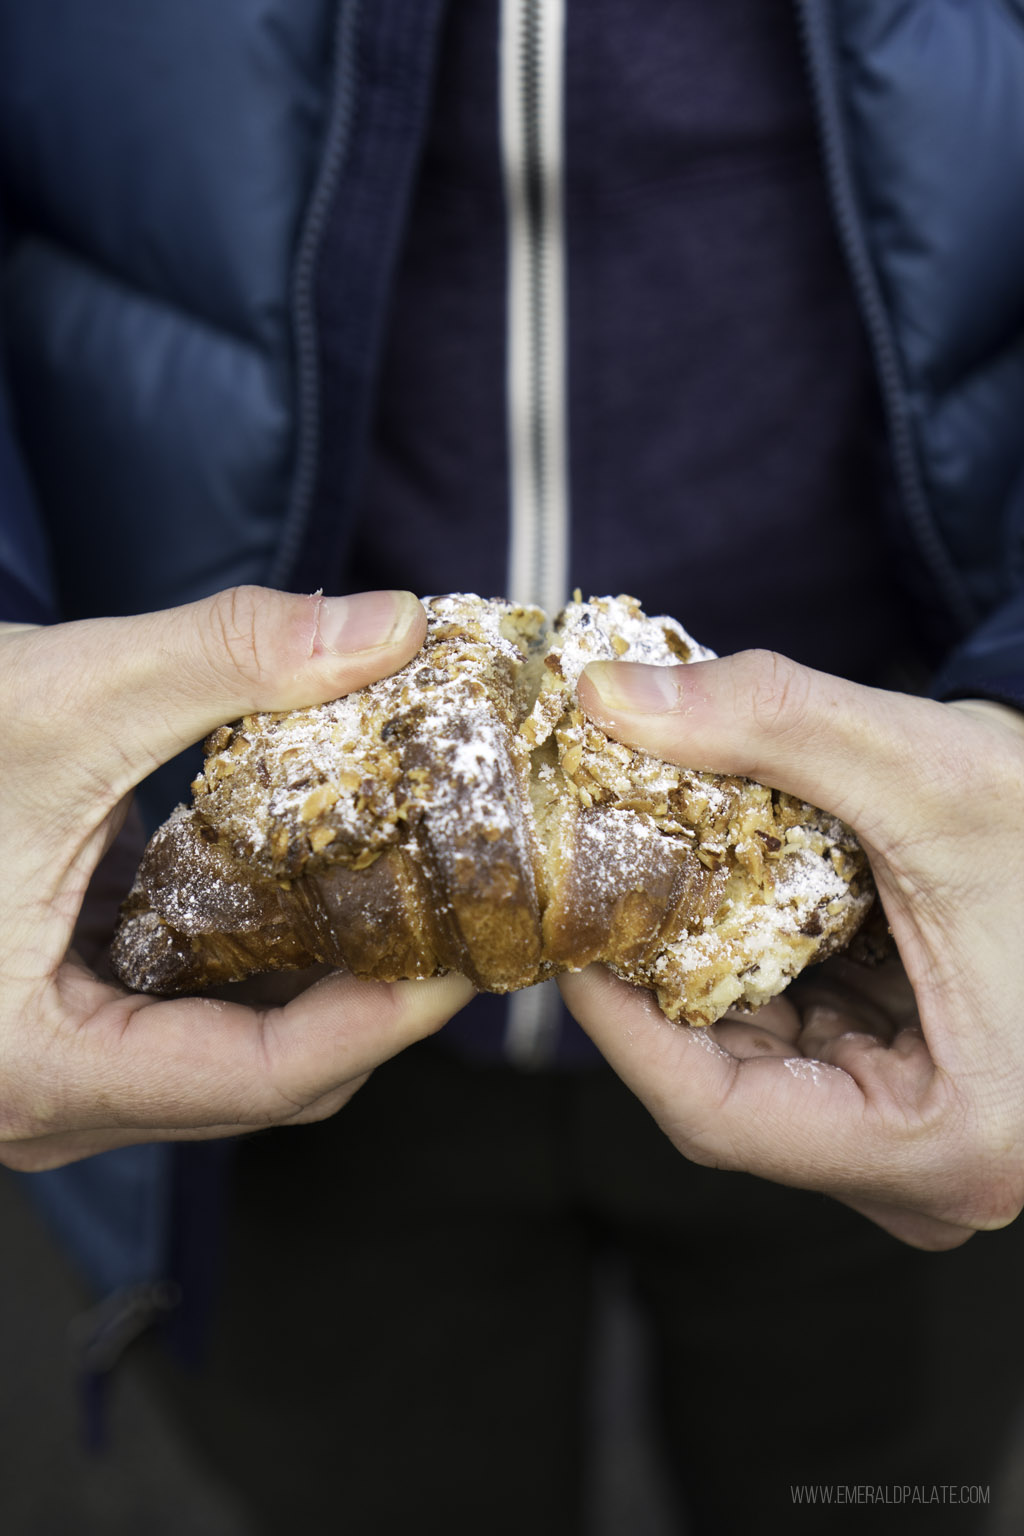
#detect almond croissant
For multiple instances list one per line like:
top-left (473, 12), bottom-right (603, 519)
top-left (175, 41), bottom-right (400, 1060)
top-left (111, 594), bottom-right (876, 1026)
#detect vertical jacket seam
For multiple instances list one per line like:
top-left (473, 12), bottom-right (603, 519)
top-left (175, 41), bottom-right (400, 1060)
top-left (272, 0), bottom-right (364, 590)
top-left (795, 0), bottom-right (977, 632)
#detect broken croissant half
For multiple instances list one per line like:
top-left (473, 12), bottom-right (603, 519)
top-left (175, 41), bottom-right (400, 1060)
top-left (111, 594), bottom-right (876, 1026)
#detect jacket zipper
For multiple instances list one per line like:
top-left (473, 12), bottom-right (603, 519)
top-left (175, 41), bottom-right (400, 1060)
top-left (794, 0), bottom-right (976, 632)
top-left (501, 0), bottom-right (569, 1065)
top-left (501, 0), bottom-right (570, 618)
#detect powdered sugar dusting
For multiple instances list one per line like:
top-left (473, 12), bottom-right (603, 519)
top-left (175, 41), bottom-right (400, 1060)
top-left (783, 1057), bottom-right (830, 1085)
top-left (551, 593), bottom-right (714, 690)
top-left (114, 593), bottom-right (875, 1018)
top-left (191, 595), bottom-right (543, 879)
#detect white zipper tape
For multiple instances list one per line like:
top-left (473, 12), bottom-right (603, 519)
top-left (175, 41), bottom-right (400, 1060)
top-left (501, 0), bottom-right (570, 1066)
top-left (501, 0), bottom-right (569, 620)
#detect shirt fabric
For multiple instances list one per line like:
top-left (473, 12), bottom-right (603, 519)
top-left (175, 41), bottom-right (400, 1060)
top-left (350, 0), bottom-right (929, 678)
top-left (337, 0), bottom-right (933, 1064)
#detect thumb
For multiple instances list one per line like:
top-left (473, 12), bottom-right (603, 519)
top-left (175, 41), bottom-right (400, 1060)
top-left (4, 586), bottom-right (425, 805)
top-left (578, 648), bottom-right (951, 850)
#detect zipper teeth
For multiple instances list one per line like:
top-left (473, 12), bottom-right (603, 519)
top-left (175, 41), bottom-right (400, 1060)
top-left (502, 0), bottom-right (569, 617)
top-left (523, 5), bottom-right (547, 598)
top-left (795, 0), bottom-right (975, 632)
top-left (271, 0), bottom-right (363, 590)
top-left (502, 0), bottom-right (567, 1065)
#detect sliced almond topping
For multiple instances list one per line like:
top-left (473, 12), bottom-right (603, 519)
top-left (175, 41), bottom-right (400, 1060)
top-left (300, 783), bottom-right (339, 822)
top-left (308, 825), bottom-right (338, 853)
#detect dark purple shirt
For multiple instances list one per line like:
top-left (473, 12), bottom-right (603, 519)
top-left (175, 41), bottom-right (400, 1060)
top-left (345, 0), bottom-right (932, 1062)
top-left (352, 0), bottom-right (928, 682)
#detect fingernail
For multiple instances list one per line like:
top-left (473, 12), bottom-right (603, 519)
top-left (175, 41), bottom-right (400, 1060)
top-left (316, 591), bottom-right (421, 655)
top-left (584, 661), bottom-right (680, 715)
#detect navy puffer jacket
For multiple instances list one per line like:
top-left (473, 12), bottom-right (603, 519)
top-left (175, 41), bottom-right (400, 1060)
top-left (0, 0), bottom-right (1023, 1305)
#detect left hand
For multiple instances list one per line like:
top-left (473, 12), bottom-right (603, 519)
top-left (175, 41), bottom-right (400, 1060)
top-left (558, 650), bottom-right (1024, 1250)
top-left (0, 587), bottom-right (474, 1172)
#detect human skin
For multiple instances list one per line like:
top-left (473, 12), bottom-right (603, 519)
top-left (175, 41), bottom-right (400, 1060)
top-left (560, 650), bottom-right (1024, 1252)
top-left (0, 585), bottom-right (473, 1172)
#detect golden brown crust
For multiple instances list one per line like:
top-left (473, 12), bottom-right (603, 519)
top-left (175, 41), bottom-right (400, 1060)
top-left (111, 595), bottom-right (876, 1025)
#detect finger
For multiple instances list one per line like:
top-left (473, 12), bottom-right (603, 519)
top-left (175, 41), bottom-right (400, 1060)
top-left (836, 1196), bottom-right (976, 1252)
top-left (796, 1001), bottom-right (895, 1059)
top-left (14, 965), bottom-right (475, 1141)
top-left (790, 954), bottom-right (920, 1035)
top-left (3, 586), bottom-right (426, 806)
top-left (558, 966), bottom-right (963, 1219)
top-left (795, 1015), bottom-right (934, 1106)
top-left (578, 651), bottom-right (962, 848)
top-left (711, 996), bottom-right (803, 1059)
top-left (560, 966), bottom-right (865, 1181)
top-left (1, 1074), bottom-right (374, 1173)
top-left (949, 698), bottom-right (1024, 745)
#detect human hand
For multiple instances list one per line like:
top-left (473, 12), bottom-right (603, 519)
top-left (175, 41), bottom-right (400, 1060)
top-left (559, 651), bottom-right (1024, 1249)
top-left (0, 586), bottom-right (473, 1172)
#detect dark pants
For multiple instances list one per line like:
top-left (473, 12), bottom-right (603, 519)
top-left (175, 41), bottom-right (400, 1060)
top-left (151, 1037), bottom-right (1024, 1534)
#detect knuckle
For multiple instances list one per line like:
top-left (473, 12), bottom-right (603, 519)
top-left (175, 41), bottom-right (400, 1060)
top-left (953, 1167), bottom-right (1024, 1233)
top-left (739, 649), bottom-right (811, 739)
top-left (281, 1084), bottom-right (357, 1127)
top-left (203, 585), bottom-right (281, 692)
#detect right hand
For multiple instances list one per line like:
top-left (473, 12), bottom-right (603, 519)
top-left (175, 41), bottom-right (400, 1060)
top-left (0, 585), bottom-right (474, 1172)
top-left (561, 653), bottom-right (1024, 1250)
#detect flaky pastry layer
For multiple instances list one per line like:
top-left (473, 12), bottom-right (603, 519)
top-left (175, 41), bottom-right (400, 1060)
top-left (112, 595), bottom-right (876, 1025)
